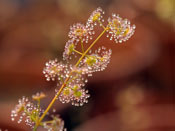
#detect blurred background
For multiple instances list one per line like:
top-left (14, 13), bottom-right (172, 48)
top-left (0, 0), bottom-right (174, 131)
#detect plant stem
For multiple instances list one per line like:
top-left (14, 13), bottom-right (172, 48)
top-left (33, 126), bottom-right (37, 131)
top-left (35, 26), bottom-right (107, 130)
top-left (37, 77), bottom-right (70, 126)
top-left (73, 49), bottom-right (83, 55)
top-left (98, 19), bottom-right (106, 30)
top-left (80, 39), bottom-right (85, 53)
top-left (75, 28), bottom-right (107, 67)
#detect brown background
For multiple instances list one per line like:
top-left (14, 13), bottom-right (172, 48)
top-left (0, 0), bottom-right (174, 130)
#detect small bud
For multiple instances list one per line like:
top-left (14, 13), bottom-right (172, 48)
top-left (68, 23), bottom-right (93, 43)
top-left (86, 7), bottom-right (104, 28)
top-left (43, 59), bottom-right (66, 81)
top-left (43, 115), bottom-right (66, 131)
top-left (32, 92), bottom-right (46, 100)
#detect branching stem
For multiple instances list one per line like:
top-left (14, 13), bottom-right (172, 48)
top-left (34, 24), bottom-right (108, 131)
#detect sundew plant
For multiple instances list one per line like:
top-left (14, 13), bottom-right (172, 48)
top-left (11, 7), bottom-right (136, 131)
